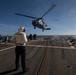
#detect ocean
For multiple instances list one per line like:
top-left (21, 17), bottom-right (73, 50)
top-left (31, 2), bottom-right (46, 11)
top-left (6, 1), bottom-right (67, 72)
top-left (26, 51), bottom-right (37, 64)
top-left (0, 36), bottom-right (12, 42)
top-left (0, 35), bottom-right (76, 42)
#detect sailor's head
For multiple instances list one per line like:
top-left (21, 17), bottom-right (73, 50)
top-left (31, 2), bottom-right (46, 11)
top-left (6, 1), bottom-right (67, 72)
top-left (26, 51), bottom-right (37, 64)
top-left (18, 26), bottom-right (26, 32)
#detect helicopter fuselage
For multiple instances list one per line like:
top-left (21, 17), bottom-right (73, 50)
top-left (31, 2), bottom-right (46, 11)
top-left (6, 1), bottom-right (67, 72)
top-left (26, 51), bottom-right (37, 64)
top-left (32, 19), bottom-right (46, 30)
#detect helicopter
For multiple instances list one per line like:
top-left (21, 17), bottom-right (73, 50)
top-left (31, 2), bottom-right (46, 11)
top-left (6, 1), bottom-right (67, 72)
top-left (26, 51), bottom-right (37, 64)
top-left (15, 4), bottom-right (56, 32)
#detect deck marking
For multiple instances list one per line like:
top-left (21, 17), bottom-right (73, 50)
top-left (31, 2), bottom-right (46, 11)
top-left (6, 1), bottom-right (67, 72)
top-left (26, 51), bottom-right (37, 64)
top-left (0, 44), bottom-right (75, 52)
top-left (0, 46), bottom-right (15, 52)
top-left (26, 45), bottom-right (75, 49)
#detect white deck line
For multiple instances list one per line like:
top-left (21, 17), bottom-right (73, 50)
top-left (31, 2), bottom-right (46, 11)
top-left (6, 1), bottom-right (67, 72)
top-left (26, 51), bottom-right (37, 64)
top-left (26, 45), bottom-right (76, 49)
top-left (0, 46), bottom-right (15, 52)
top-left (0, 44), bottom-right (75, 52)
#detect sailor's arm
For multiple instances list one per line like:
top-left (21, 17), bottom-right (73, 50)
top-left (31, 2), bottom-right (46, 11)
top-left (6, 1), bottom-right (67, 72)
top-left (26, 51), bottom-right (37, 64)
top-left (10, 34), bottom-right (16, 43)
top-left (23, 33), bottom-right (28, 43)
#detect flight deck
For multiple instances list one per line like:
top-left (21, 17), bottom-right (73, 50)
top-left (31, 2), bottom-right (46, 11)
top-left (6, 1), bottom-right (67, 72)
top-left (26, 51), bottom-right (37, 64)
top-left (0, 36), bottom-right (76, 75)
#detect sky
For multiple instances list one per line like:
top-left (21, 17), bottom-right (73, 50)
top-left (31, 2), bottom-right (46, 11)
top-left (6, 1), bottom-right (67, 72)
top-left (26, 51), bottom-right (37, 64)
top-left (0, 0), bottom-right (76, 36)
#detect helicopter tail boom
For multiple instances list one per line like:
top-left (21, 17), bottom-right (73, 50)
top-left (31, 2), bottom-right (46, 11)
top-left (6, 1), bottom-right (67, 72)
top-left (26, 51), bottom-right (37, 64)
top-left (42, 28), bottom-right (51, 32)
top-left (46, 28), bottom-right (51, 30)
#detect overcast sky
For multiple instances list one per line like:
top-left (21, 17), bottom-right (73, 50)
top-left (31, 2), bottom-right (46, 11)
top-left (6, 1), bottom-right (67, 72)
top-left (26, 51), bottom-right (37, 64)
top-left (0, 0), bottom-right (76, 35)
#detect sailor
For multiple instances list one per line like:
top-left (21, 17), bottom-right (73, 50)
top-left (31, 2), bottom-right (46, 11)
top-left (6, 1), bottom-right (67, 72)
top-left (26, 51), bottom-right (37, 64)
top-left (0, 34), bottom-right (2, 44)
top-left (11, 26), bottom-right (28, 73)
top-left (5, 35), bottom-right (9, 45)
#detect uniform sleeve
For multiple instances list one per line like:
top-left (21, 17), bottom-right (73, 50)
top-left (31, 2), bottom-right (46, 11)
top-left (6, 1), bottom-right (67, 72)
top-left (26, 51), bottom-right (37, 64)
top-left (23, 33), bottom-right (28, 43)
top-left (10, 34), bottom-right (16, 43)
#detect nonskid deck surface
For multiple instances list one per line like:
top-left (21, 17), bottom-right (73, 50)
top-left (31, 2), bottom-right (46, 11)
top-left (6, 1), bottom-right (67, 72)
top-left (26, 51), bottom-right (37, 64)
top-left (0, 36), bottom-right (76, 75)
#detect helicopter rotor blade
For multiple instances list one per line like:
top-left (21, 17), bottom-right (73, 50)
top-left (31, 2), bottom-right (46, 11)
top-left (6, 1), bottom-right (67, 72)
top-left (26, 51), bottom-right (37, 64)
top-left (15, 13), bottom-right (38, 19)
top-left (41, 4), bottom-right (56, 18)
